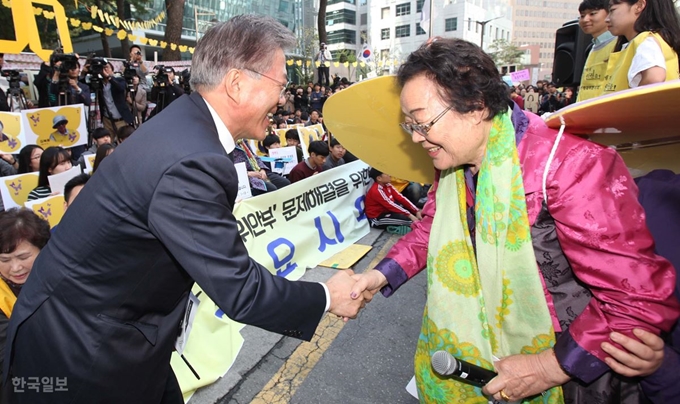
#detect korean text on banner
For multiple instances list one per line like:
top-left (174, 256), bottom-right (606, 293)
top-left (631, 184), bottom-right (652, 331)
top-left (172, 161), bottom-right (372, 399)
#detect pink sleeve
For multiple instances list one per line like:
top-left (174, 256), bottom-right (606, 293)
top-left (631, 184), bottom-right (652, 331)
top-left (375, 172), bottom-right (439, 296)
top-left (548, 144), bottom-right (680, 380)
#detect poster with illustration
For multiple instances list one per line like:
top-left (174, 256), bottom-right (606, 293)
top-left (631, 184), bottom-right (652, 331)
top-left (0, 172), bottom-right (39, 209)
top-left (24, 195), bottom-right (66, 229)
top-left (22, 105), bottom-right (87, 148)
top-left (0, 112), bottom-right (26, 154)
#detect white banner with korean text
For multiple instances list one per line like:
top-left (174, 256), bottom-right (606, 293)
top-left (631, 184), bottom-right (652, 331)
top-left (172, 160), bottom-right (372, 401)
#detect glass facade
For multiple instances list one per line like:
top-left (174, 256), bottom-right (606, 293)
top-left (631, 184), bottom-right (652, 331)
top-left (148, 0), bottom-right (313, 55)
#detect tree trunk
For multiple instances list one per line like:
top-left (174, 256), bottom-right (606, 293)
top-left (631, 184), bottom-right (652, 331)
top-left (162, 0), bottom-right (185, 61)
top-left (317, 0), bottom-right (327, 45)
top-left (94, 0), bottom-right (111, 57)
top-left (117, 0), bottom-right (129, 58)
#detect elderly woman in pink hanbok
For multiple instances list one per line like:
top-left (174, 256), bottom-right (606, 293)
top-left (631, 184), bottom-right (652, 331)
top-left (350, 38), bottom-right (679, 404)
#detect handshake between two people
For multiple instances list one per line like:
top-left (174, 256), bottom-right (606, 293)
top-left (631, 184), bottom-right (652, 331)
top-left (325, 269), bottom-right (389, 321)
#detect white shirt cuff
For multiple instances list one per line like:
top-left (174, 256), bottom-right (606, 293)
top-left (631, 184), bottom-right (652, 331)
top-left (319, 282), bottom-right (330, 313)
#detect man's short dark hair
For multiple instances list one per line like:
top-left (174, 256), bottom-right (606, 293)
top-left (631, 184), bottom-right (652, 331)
top-left (0, 53), bottom-right (4, 58)
top-left (578, 0), bottom-right (609, 13)
top-left (285, 129), bottom-right (300, 141)
top-left (308, 140), bottom-right (329, 157)
top-left (369, 168), bottom-right (383, 180)
top-left (330, 138), bottom-right (342, 148)
top-left (64, 173), bottom-right (90, 204)
top-left (130, 45), bottom-right (141, 53)
top-left (263, 134), bottom-right (280, 149)
top-left (117, 125), bottom-right (135, 141)
top-left (92, 127), bottom-right (111, 140)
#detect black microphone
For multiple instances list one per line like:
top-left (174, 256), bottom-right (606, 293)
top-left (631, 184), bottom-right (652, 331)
top-left (431, 350), bottom-right (497, 387)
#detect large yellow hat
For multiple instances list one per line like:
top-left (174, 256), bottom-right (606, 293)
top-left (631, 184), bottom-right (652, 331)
top-left (323, 76), bottom-right (434, 184)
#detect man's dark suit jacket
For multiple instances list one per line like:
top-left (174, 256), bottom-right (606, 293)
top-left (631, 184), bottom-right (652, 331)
top-left (3, 92), bottom-right (326, 403)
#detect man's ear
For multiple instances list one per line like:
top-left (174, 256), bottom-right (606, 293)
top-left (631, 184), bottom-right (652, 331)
top-left (224, 68), bottom-right (243, 104)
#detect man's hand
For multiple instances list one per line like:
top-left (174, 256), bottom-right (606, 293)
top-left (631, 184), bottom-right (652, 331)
top-left (69, 79), bottom-right (79, 90)
top-left (326, 269), bottom-right (369, 321)
top-left (601, 328), bottom-right (665, 377)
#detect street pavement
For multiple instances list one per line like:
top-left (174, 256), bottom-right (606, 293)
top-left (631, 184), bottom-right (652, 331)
top-left (190, 228), bottom-right (426, 404)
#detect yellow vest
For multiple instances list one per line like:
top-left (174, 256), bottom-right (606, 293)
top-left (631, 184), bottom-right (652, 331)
top-left (603, 32), bottom-right (679, 95)
top-left (0, 279), bottom-right (16, 319)
top-left (578, 38), bottom-right (617, 101)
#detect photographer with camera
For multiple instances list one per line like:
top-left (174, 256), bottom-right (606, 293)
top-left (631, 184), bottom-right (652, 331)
top-left (128, 45), bottom-right (150, 92)
top-left (315, 42), bottom-right (332, 87)
top-left (0, 54), bottom-right (34, 112)
top-left (148, 66), bottom-right (184, 119)
top-left (98, 62), bottom-right (134, 137)
top-left (48, 54), bottom-right (90, 107)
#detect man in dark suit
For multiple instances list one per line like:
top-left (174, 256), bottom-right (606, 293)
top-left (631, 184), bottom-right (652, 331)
top-left (3, 15), bottom-right (368, 404)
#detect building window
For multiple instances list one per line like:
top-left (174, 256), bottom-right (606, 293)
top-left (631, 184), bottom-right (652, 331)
top-left (327, 29), bottom-right (357, 44)
top-left (361, 13), bottom-right (367, 25)
top-left (327, 9), bottom-right (356, 25)
top-left (328, 0), bottom-right (356, 4)
top-left (381, 28), bottom-right (390, 40)
top-left (278, 0), bottom-right (289, 13)
top-left (468, 18), bottom-right (472, 31)
top-left (395, 2), bottom-right (411, 17)
top-left (445, 17), bottom-right (457, 32)
top-left (416, 23), bottom-right (426, 35)
top-left (416, 0), bottom-right (425, 12)
top-left (395, 24), bottom-right (410, 38)
top-left (381, 7), bottom-right (390, 19)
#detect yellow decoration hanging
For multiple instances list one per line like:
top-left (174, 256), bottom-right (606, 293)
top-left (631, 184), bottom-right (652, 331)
top-left (305, 60), bottom-right (311, 67)
top-left (128, 34), bottom-right (137, 41)
top-left (93, 25), bottom-right (103, 33)
top-left (33, 7), bottom-right (42, 15)
top-left (42, 10), bottom-right (55, 19)
top-left (352, 62), bottom-right (357, 67)
top-left (159, 41), bottom-right (167, 48)
top-left (70, 18), bottom-right (81, 27)
top-left (286, 59), bottom-right (294, 66)
top-left (296, 60), bottom-right (302, 66)
top-left (333, 62), bottom-right (339, 67)
top-left (359, 62), bottom-right (366, 67)
top-left (170, 43), bottom-right (177, 50)
top-left (148, 39), bottom-right (158, 46)
top-left (139, 37), bottom-right (148, 45)
top-left (314, 61), bottom-right (320, 68)
top-left (90, 5), bottom-right (98, 18)
top-left (343, 61), bottom-right (349, 67)
top-left (179, 45), bottom-right (187, 52)
top-left (82, 22), bottom-right (92, 30)
top-left (104, 28), bottom-right (113, 36)
top-left (189, 47), bottom-right (195, 54)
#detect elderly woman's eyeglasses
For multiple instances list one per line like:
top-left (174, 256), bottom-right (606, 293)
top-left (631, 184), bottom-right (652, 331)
top-left (400, 107), bottom-right (452, 137)
top-left (244, 68), bottom-right (290, 98)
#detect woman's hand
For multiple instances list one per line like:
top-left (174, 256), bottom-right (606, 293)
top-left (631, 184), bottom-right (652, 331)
top-left (483, 349), bottom-right (570, 402)
top-left (601, 328), bottom-right (664, 377)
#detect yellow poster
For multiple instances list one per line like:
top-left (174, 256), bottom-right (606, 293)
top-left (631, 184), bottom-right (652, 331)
top-left (0, 172), bottom-right (39, 209)
top-left (24, 194), bottom-right (65, 228)
top-left (0, 112), bottom-right (24, 153)
top-left (22, 105), bottom-right (87, 148)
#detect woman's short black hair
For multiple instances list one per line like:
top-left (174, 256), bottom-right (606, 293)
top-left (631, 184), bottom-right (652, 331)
top-left (18, 145), bottom-right (43, 174)
top-left (117, 125), bottom-right (135, 142)
top-left (0, 208), bottom-right (51, 254)
top-left (579, 0), bottom-right (609, 12)
top-left (38, 146), bottom-right (71, 187)
top-left (397, 38), bottom-right (510, 121)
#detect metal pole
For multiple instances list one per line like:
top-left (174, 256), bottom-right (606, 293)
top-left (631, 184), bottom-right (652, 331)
top-left (429, 0), bottom-right (434, 38)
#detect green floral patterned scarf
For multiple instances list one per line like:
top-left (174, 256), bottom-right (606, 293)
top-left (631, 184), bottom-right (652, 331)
top-left (413, 110), bottom-right (563, 403)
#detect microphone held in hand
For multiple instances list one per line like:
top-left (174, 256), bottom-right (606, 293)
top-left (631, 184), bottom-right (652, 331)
top-left (431, 350), bottom-right (497, 387)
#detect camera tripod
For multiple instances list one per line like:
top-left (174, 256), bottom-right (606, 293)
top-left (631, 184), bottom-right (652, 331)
top-left (5, 79), bottom-right (29, 111)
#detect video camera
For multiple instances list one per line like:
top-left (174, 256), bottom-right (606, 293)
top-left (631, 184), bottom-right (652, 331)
top-left (87, 55), bottom-right (108, 77)
top-left (153, 65), bottom-right (173, 87)
top-left (179, 68), bottom-right (191, 95)
top-left (50, 52), bottom-right (79, 72)
top-left (0, 69), bottom-right (21, 81)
